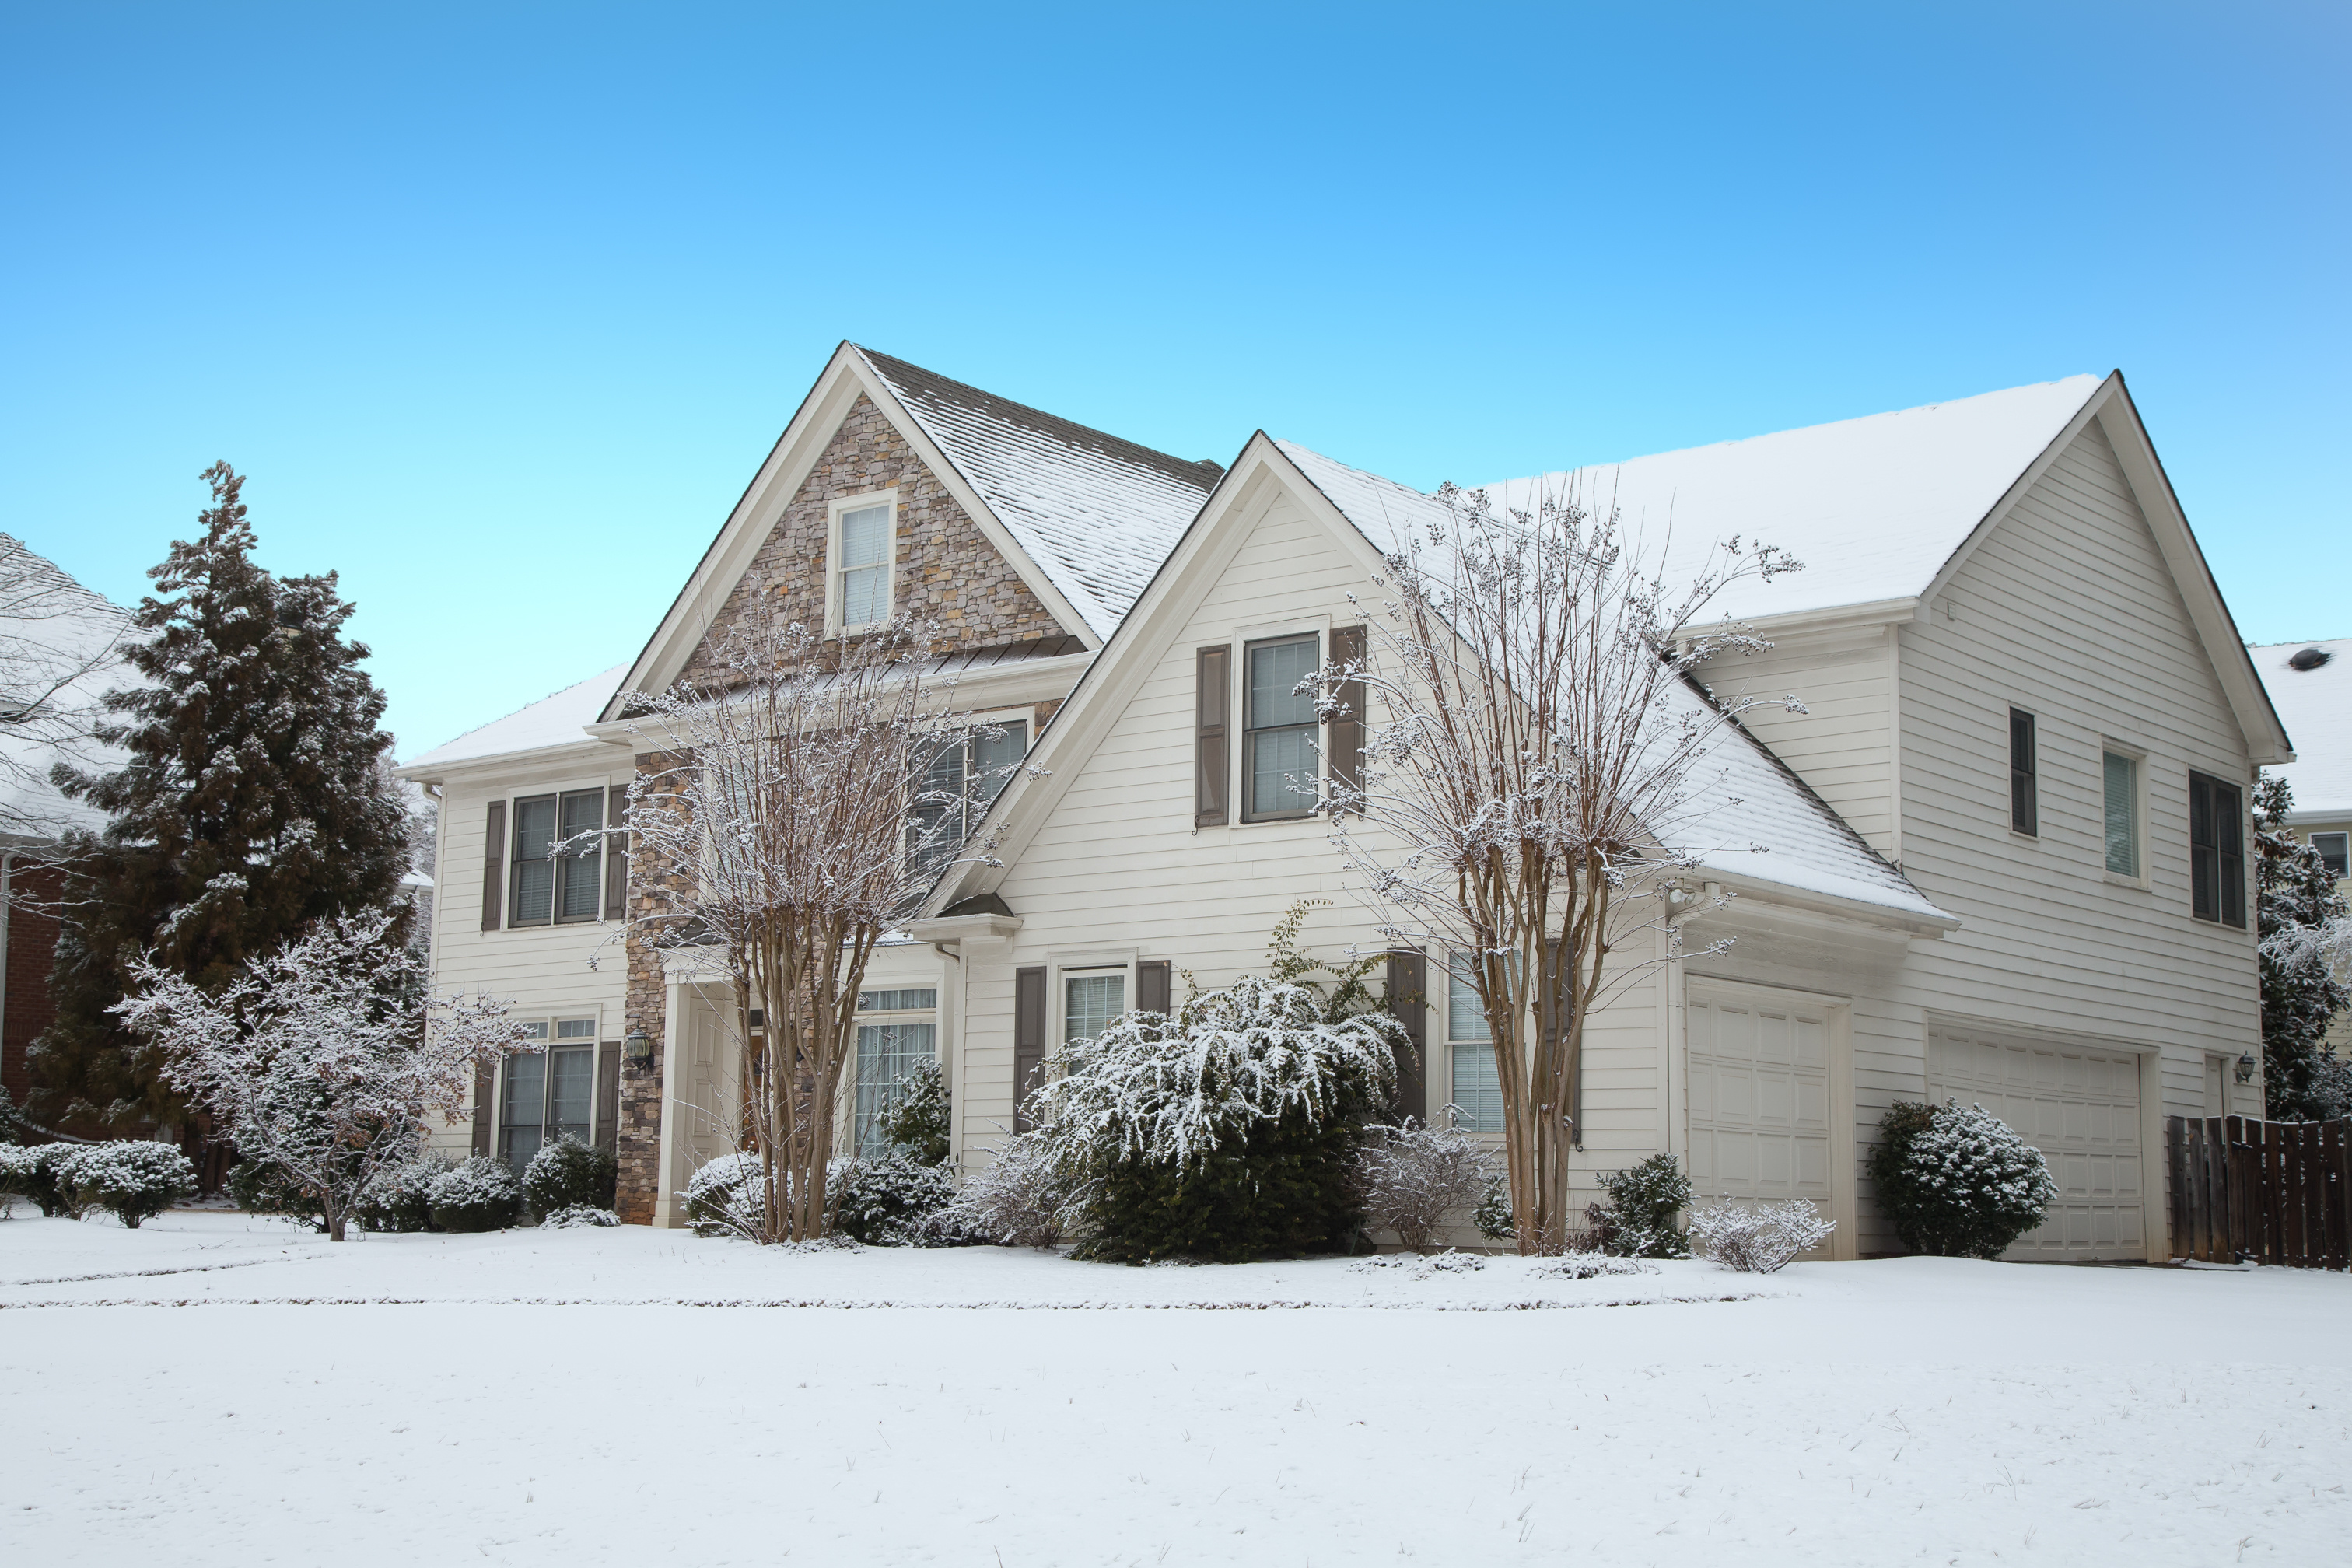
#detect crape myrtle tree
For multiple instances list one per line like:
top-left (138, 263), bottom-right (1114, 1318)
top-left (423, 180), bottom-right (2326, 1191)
top-left (618, 604), bottom-right (1005, 1243)
top-left (32, 464), bottom-right (414, 1150)
top-left (114, 911), bottom-right (533, 1241)
top-left (1323, 478), bottom-right (1801, 1254)
top-left (2253, 775), bottom-right (2352, 1120)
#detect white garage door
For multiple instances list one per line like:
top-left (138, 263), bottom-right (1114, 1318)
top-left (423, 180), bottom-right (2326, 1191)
top-left (1687, 992), bottom-right (1832, 1221)
top-left (1926, 1025), bottom-right (2142, 1261)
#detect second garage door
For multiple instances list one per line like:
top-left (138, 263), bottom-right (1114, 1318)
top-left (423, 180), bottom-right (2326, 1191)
top-left (1686, 990), bottom-right (1833, 1222)
top-left (1926, 1024), bottom-right (2144, 1261)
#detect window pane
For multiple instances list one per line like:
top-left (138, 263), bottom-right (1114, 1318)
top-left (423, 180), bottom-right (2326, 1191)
top-left (1248, 725), bottom-right (1317, 817)
top-left (1451, 1042), bottom-right (1504, 1133)
top-left (1248, 638), bottom-right (1318, 729)
top-left (1064, 974), bottom-right (1125, 1044)
top-left (501, 1053), bottom-right (545, 1173)
top-left (840, 504), bottom-right (890, 568)
top-left (1447, 954), bottom-right (1492, 1044)
top-left (842, 563), bottom-right (887, 627)
top-left (973, 721), bottom-right (1027, 807)
top-left (548, 1047), bottom-right (593, 1142)
top-left (857, 988), bottom-right (939, 1012)
top-left (2102, 753), bottom-right (2138, 878)
top-left (853, 1021), bottom-right (936, 1157)
top-left (2316, 833), bottom-right (2351, 880)
top-left (555, 1018), bottom-right (596, 1040)
top-left (556, 789), bottom-right (604, 920)
top-left (511, 796), bottom-right (556, 924)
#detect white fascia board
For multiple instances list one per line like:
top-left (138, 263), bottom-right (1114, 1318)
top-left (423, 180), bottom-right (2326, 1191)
top-left (1717, 597), bottom-right (1920, 642)
top-left (901, 912), bottom-right (1024, 944)
top-left (1683, 865), bottom-right (1959, 938)
top-left (393, 734), bottom-right (631, 788)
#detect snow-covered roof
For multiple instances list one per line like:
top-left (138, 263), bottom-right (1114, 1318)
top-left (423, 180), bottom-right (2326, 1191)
top-left (2250, 638), bottom-right (2352, 820)
top-left (0, 535), bottom-right (135, 842)
top-left (402, 663), bottom-right (630, 772)
top-left (1276, 442), bottom-right (1952, 926)
top-left (858, 348), bottom-right (1221, 639)
top-left (1470, 376), bottom-right (2104, 625)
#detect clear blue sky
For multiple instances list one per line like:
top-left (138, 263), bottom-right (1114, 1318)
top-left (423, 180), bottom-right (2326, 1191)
top-left (3, 3), bottom-right (2344, 758)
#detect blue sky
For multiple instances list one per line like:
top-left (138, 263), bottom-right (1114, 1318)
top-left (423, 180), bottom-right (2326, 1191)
top-left (2, 3), bottom-right (2344, 758)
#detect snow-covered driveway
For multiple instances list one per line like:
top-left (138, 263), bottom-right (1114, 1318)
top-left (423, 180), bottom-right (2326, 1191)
top-left (3, 1213), bottom-right (2346, 1565)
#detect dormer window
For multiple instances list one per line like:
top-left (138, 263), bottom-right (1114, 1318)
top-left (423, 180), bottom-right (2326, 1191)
top-left (831, 492), bottom-right (896, 632)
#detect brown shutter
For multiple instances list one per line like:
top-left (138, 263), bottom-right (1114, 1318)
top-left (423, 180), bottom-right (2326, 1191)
top-left (593, 1038), bottom-right (621, 1153)
top-left (1328, 625), bottom-right (1366, 813)
top-left (602, 784), bottom-right (628, 922)
top-left (1385, 950), bottom-right (1426, 1125)
top-left (1137, 960), bottom-right (1171, 1016)
top-left (1195, 645), bottom-right (1230, 827)
top-left (480, 800), bottom-right (506, 932)
top-left (471, 1062), bottom-right (494, 1157)
top-left (1013, 965), bottom-right (1046, 1134)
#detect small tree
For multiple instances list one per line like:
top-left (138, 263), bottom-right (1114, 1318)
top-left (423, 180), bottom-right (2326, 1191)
top-left (1327, 478), bottom-right (1800, 1251)
top-left (111, 911), bottom-right (531, 1241)
top-left (619, 606), bottom-right (1002, 1243)
top-left (0, 533), bottom-right (132, 843)
top-left (2254, 776), bottom-right (2352, 1120)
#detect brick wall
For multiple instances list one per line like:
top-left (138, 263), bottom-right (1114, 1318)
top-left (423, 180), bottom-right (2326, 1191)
top-left (2, 860), bottom-right (63, 1107)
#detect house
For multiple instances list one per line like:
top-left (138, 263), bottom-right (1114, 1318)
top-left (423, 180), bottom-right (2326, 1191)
top-left (2249, 636), bottom-right (2350, 1055)
top-left (408, 348), bottom-right (2289, 1261)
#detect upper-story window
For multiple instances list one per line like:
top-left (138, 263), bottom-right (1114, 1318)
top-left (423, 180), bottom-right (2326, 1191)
top-left (2008, 708), bottom-right (2038, 835)
top-left (909, 719), bottom-right (1028, 885)
top-left (512, 789), bottom-right (607, 926)
top-left (1242, 634), bottom-right (1320, 821)
top-left (2314, 831), bottom-right (2350, 881)
top-left (2188, 771), bottom-right (2247, 927)
top-left (2102, 750), bottom-right (2140, 879)
top-left (832, 494), bottom-right (895, 632)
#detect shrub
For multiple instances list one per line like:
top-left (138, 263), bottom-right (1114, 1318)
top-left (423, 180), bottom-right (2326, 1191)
top-left (1473, 1176), bottom-right (1514, 1242)
top-left (831, 1153), bottom-right (963, 1246)
top-left (1353, 1120), bottom-right (1498, 1252)
top-left (353, 1158), bottom-right (446, 1234)
top-left (1591, 1153), bottom-right (1691, 1259)
top-left (229, 1157), bottom-right (327, 1230)
top-left (1689, 1199), bottom-right (1836, 1272)
top-left (938, 1133), bottom-right (1073, 1249)
top-left (65, 1142), bottom-right (197, 1228)
top-left (874, 1059), bottom-right (952, 1167)
top-left (6, 1144), bottom-right (93, 1218)
top-left (1868, 1101), bottom-right (2058, 1259)
top-left (542, 1205), bottom-right (620, 1229)
top-left (522, 1136), bottom-right (618, 1220)
top-left (0, 1144), bottom-right (38, 1216)
top-left (684, 1150), bottom-right (768, 1239)
top-left (427, 1156), bottom-right (523, 1233)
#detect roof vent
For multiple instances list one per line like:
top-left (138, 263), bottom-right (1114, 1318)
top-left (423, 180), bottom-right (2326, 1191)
top-left (2288, 647), bottom-right (2334, 672)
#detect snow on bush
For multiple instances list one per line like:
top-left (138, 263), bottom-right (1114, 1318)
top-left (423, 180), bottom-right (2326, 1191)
top-left (1868, 1101), bottom-right (2059, 1259)
top-left (936, 1134), bottom-right (1072, 1250)
top-left (63, 1141), bottom-right (196, 1228)
top-left (684, 1151), bottom-right (770, 1241)
top-left (1591, 1153), bottom-right (1691, 1259)
top-left (541, 1205), bottom-right (621, 1229)
top-left (353, 1159), bottom-right (447, 1234)
top-left (874, 1059), bottom-right (953, 1167)
top-left (426, 1156), bottom-right (523, 1234)
top-left (0, 1144), bottom-right (42, 1216)
top-left (1535, 1251), bottom-right (1652, 1281)
top-left (1353, 1120), bottom-right (1497, 1252)
top-left (831, 1153), bottom-right (964, 1247)
top-left (1688, 1199), bottom-right (1836, 1273)
top-left (522, 1136), bottom-right (618, 1220)
top-left (1353, 1249), bottom-right (1486, 1279)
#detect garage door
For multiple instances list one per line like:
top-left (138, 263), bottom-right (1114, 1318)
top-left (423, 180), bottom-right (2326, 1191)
top-left (1687, 992), bottom-right (1832, 1222)
top-left (1926, 1025), bottom-right (2142, 1261)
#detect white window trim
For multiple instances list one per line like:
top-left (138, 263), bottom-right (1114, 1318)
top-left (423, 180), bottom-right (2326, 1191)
top-left (2099, 738), bottom-right (2151, 891)
top-left (1234, 618), bottom-right (1329, 825)
top-left (1441, 948), bottom-right (1511, 1140)
top-left (845, 985), bottom-right (943, 1155)
top-left (826, 488), bottom-right (900, 638)
top-left (496, 1009), bottom-right (607, 1166)
top-left (1049, 950), bottom-right (1139, 1052)
top-left (2308, 829), bottom-right (2350, 883)
top-left (497, 774), bottom-right (623, 933)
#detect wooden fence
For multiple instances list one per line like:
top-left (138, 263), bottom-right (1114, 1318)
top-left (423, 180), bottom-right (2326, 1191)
top-left (2167, 1115), bottom-right (2350, 1269)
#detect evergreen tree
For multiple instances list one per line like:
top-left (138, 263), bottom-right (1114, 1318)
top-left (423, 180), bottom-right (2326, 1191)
top-left (2254, 775), bottom-right (2352, 1121)
top-left (28, 464), bottom-right (413, 1138)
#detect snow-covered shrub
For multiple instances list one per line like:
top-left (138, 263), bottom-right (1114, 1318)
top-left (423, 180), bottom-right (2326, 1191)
top-left (1537, 1251), bottom-right (1652, 1281)
top-left (936, 1133), bottom-right (1073, 1249)
top-left (1868, 1101), bottom-right (2058, 1259)
top-left (1028, 975), bottom-right (1402, 1262)
top-left (874, 1058), bottom-right (953, 1167)
top-left (9, 1144), bottom-right (93, 1218)
top-left (1473, 1176), bottom-right (1514, 1242)
top-left (1688, 1199), bottom-right (1836, 1273)
top-left (831, 1153), bottom-right (964, 1247)
top-left (229, 1156), bottom-right (331, 1230)
top-left (522, 1136), bottom-right (618, 1220)
top-left (353, 1158), bottom-right (447, 1234)
top-left (1353, 1120), bottom-right (1498, 1252)
top-left (541, 1205), bottom-right (620, 1229)
top-left (1591, 1153), bottom-right (1691, 1259)
top-left (1351, 1248), bottom-right (1487, 1279)
top-left (684, 1151), bottom-right (768, 1240)
top-left (426, 1156), bottom-right (523, 1233)
top-left (0, 1144), bottom-right (39, 1216)
top-left (64, 1141), bottom-right (195, 1228)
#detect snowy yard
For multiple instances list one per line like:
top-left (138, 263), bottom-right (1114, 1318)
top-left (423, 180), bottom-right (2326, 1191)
top-left (5, 1213), bottom-right (2348, 1565)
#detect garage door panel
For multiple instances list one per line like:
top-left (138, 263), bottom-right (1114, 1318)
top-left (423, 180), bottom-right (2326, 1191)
top-left (1687, 994), bottom-right (1833, 1237)
top-left (1927, 1026), bottom-right (2141, 1262)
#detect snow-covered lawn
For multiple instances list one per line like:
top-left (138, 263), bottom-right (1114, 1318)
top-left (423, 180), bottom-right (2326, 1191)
top-left (5, 1213), bottom-right (2348, 1565)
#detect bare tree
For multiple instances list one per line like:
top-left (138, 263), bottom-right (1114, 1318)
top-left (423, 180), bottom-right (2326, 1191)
top-left (0, 534), bottom-right (133, 848)
top-left (618, 607), bottom-right (1006, 1242)
top-left (1325, 478), bottom-right (1801, 1253)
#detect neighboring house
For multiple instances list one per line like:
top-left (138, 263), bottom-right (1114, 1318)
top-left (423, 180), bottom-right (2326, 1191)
top-left (413, 348), bottom-right (2289, 1262)
top-left (2249, 637), bottom-right (2351, 1057)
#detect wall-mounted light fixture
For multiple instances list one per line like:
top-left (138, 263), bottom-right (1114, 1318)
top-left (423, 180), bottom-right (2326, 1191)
top-left (2234, 1052), bottom-right (2256, 1085)
top-left (625, 1029), bottom-right (653, 1070)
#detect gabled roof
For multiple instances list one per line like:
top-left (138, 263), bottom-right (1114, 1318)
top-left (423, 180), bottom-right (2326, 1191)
top-left (401, 663), bottom-right (630, 775)
top-left (2249, 639), bottom-right (2351, 819)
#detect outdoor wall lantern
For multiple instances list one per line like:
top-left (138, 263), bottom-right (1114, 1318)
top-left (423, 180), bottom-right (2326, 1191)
top-left (2234, 1052), bottom-right (2257, 1084)
top-left (625, 1030), bottom-right (653, 1070)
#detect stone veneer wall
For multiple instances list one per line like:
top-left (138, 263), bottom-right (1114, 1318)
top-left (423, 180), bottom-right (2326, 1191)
top-left (615, 751), bottom-right (692, 1225)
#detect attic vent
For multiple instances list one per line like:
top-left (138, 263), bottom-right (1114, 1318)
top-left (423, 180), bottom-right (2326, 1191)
top-left (2288, 647), bottom-right (2334, 672)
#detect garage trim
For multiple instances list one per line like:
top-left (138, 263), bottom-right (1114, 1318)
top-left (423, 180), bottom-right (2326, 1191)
top-left (1684, 977), bottom-right (1857, 1262)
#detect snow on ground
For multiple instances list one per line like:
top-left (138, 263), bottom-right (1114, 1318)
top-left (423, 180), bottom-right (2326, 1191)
top-left (5, 1211), bottom-right (2349, 1566)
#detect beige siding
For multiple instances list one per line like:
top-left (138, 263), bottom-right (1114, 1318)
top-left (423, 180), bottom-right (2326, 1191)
top-left (1704, 625), bottom-right (1897, 858)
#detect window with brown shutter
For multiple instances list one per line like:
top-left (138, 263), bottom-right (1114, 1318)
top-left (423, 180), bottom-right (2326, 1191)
top-left (593, 1038), bottom-right (621, 1153)
top-left (1384, 950), bottom-right (1426, 1125)
top-left (2008, 708), bottom-right (2037, 835)
top-left (480, 800), bottom-right (506, 932)
top-left (1329, 625), bottom-right (1366, 814)
top-left (1138, 960), bottom-right (1172, 1017)
top-left (1013, 965), bottom-right (1047, 1133)
top-left (1195, 645), bottom-right (1230, 827)
top-left (471, 1061), bottom-right (494, 1156)
top-left (603, 784), bottom-right (628, 922)
top-left (2189, 770), bottom-right (2246, 928)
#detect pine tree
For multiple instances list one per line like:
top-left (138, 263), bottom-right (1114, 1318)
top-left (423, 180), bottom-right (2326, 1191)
top-left (28, 464), bottom-right (414, 1140)
top-left (2254, 775), bottom-right (2352, 1121)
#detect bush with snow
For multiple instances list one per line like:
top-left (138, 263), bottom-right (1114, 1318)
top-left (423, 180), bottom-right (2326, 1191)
top-left (936, 1133), bottom-right (1073, 1250)
top-left (831, 1153), bottom-right (964, 1247)
top-left (353, 1159), bottom-right (447, 1234)
top-left (874, 1059), bottom-right (953, 1167)
top-left (522, 1136), bottom-right (618, 1220)
top-left (1591, 1153), bottom-right (1691, 1259)
top-left (1353, 1120), bottom-right (1497, 1252)
top-left (541, 1205), bottom-right (620, 1229)
top-left (0, 1144), bottom-right (40, 1216)
top-left (1688, 1199), bottom-right (1836, 1273)
top-left (427, 1156), bottom-right (523, 1233)
top-left (64, 1141), bottom-right (197, 1228)
top-left (684, 1151), bottom-right (769, 1240)
top-left (1473, 1176), bottom-right (1514, 1243)
top-left (1535, 1251), bottom-right (1653, 1281)
top-left (230, 1156), bottom-right (327, 1230)
top-left (1868, 1101), bottom-right (2059, 1259)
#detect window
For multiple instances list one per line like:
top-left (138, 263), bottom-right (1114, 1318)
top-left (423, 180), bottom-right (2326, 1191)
top-left (2102, 751), bottom-right (2140, 879)
top-left (1447, 953), bottom-right (1504, 1134)
top-left (1065, 971), bottom-right (1125, 1047)
top-left (510, 789), bottom-right (606, 926)
top-left (2312, 832), bottom-right (2350, 881)
top-left (500, 1019), bottom-right (597, 1172)
top-left (835, 498), bottom-right (893, 630)
top-left (1242, 634), bottom-right (1320, 821)
top-left (852, 987), bottom-right (938, 1157)
top-left (909, 719), bottom-right (1028, 884)
top-left (2189, 771), bottom-right (2246, 927)
top-left (2008, 709), bottom-right (2038, 835)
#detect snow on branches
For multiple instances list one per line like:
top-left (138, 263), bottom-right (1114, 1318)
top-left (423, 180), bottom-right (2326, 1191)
top-left (111, 909), bottom-right (534, 1241)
